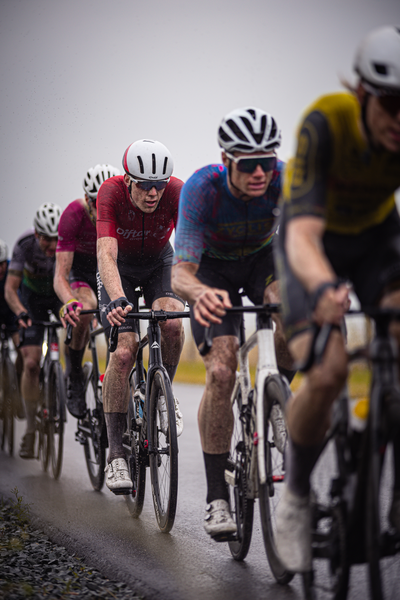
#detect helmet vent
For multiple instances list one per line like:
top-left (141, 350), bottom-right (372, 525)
top-left (241, 116), bottom-right (263, 144)
top-left (137, 156), bottom-right (144, 174)
top-left (373, 63), bottom-right (388, 75)
top-left (247, 108), bottom-right (256, 119)
top-left (163, 157), bottom-right (168, 175)
top-left (227, 119), bottom-right (248, 142)
top-left (152, 153), bottom-right (156, 174)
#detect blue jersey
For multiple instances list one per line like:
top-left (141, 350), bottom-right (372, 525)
top-left (173, 162), bottom-right (284, 264)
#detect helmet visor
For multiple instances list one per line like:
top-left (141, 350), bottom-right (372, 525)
top-left (225, 153), bottom-right (277, 173)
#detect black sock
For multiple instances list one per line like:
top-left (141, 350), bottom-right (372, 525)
top-left (105, 412), bottom-right (128, 463)
top-left (203, 451), bottom-right (230, 503)
top-left (68, 347), bottom-right (85, 381)
top-left (163, 362), bottom-right (177, 383)
top-left (286, 438), bottom-right (322, 498)
top-left (278, 366), bottom-right (297, 384)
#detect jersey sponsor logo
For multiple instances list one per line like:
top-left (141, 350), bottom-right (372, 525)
top-left (215, 219), bottom-right (274, 238)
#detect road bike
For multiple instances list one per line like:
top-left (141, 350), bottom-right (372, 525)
top-left (0, 324), bottom-right (19, 456)
top-left (297, 308), bottom-right (400, 600)
top-left (108, 291), bottom-right (189, 533)
top-left (200, 302), bottom-right (293, 582)
top-left (66, 310), bottom-right (108, 491)
top-left (21, 316), bottom-right (67, 479)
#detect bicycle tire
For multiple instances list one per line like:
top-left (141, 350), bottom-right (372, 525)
top-left (1, 357), bottom-right (16, 456)
top-left (366, 389), bottom-right (400, 600)
top-left (259, 374), bottom-right (294, 585)
top-left (228, 384), bottom-right (254, 561)
top-left (148, 369), bottom-right (178, 533)
top-left (125, 368), bottom-right (147, 518)
top-left (49, 362), bottom-right (65, 480)
top-left (38, 371), bottom-right (50, 472)
top-left (82, 363), bottom-right (107, 491)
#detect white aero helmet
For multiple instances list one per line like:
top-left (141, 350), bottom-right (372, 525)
top-left (218, 107), bottom-right (282, 154)
top-left (122, 139), bottom-right (174, 180)
top-left (83, 164), bottom-right (121, 200)
top-left (0, 239), bottom-right (8, 262)
top-left (354, 26), bottom-right (400, 91)
top-left (34, 203), bottom-right (61, 236)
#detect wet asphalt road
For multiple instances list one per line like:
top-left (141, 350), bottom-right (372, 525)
top-left (0, 383), bottom-right (375, 600)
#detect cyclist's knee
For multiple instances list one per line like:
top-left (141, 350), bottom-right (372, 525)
top-left (112, 346), bottom-right (135, 374)
top-left (22, 355), bottom-right (40, 378)
top-left (207, 361), bottom-right (236, 392)
top-left (160, 318), bottom-right (183, 342)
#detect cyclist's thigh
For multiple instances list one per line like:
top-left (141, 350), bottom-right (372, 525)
top-left (71, 283), bottom-right (97, 309)
top-left (141, 244), bottom-right (184, 307)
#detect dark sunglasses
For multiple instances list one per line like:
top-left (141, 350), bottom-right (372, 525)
top-left (363, 82), bottom-right (400, 118)
top-left (130, 176), bottom-right (170, 191)
top-left (225, 152), bottom-right (277, 173)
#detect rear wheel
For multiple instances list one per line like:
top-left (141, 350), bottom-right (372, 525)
top-left (149, 369), bottom-right (178, 533)
top-left (82, 363), bottom-right (107, 491)
top-left (38, 371), bottom-right (50, 472)
top-left (49, 362), bottom-right (66, 479)
top-left (366, 390), bottom-right (400, 600)
top-left (227, 384), bottom-right (254, 561)
top-left (125, 367), bottom-right (147, 518)
top-left (259, 375), bottom-right (294, 585)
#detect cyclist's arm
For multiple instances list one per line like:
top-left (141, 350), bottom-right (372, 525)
top-left (54, 250), bottom-right (75, 303)
top-left (171, 261), bottom-right (231, 327)
top-left (4, 271), bottom-right (31, 327)
top-left (97, 236), bottom-right (132, 325)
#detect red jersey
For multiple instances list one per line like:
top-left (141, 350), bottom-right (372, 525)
top-left (97, 175), bottom-right (183, 265)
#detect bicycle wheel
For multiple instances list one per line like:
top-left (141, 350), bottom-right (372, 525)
top-left (259, 374), bottom-right (294, 585)
top-left (48, 362), bottom-right (66, 479)
top-left (125, 368), bottom-right (147, 518)
top-left (148, 369), bottom-right (178, 533)
top-left (1, 357), bottom-right (16, 456)
top-left (82, 363), bottom-right (107, 491)
top-left (366, 392), bottom-right (400, 600)
top-left (38, 375), bottom-right (50, 472)
top-left (227, 384), bottom-right (254, 561)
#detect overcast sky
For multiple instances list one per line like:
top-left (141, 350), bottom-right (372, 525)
top-left (1, 0), bottom-right (399, 253)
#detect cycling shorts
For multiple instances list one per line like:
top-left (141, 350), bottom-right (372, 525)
top-left (97, 244), bottom-right (183, 335)
top-left (69, 252), bottom-right (97, 293)
top-left (190, 242), bottom-right (276, 346)
top-left (276, 208), bottom-right (400, 341)
top-left (19, 284), bottom-right (62, 347)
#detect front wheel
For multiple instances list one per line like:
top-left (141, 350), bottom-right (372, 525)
top-left (49, 362), bottom-right (66, 479)
top-left (227, 384), bottom-right (254, 561)
top-left (259, 375), bottom-right (294, 585)
top-left (82, 363), bottom-right (107, 491)
top-left (38, 371), bottom-right (50, 472)
top-left (125, 367), bottom-right (147, 518)
top-left (1, 357), bottom-right (16, 456)
top-left (366, 392), bottom-right (400, 600)
top-left (148, 369), bottom-right (178, 533)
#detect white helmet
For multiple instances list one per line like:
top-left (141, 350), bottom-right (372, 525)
top-left (218, 107), bottom-right (281, 154)
top-left (122, 139), bottom-right (174, 180)
top-left (0, 239), bottom-right (8, 262)
top-left (83, 164), bottom-right (120, 200)
top-left (354, 26), bottom-right (400, 91)
top-left (34, 203), bottom-right (61, 236)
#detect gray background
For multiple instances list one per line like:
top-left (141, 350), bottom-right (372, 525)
top-left (1, 0), bottom-right (399, 252)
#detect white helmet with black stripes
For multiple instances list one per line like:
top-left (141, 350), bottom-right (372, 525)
top-left (218, 107), bottom-right (281, 153)
top-left (122, 139), bottom-right (174, 180)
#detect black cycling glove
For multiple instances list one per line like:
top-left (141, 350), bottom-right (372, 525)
top-left (17, 311), bottom-right (30, 325)
top-left (105, 296), bottom-right (133, 315)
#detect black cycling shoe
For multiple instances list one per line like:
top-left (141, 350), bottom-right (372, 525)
top-left (19, 432), bottom-right (35, 459)
top-left (66, 375), bottom-right (87, 419)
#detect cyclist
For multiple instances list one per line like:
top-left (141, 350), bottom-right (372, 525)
top-left (97, 139), bottom-right (185, 494)
top-left (54, 164), bottom-right (120, 419)
top-left (5, 203), bottom-right (62, 459)
top-left (274, 25), bottom-right (400, 572)
top-left (171, 107), bottom-right (294, 540)
top-left (0, 239), bottom-right (19, 349)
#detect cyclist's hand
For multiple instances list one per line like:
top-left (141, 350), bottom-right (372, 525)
top-left (312, 284), bottom-right (349, 326)
top-left (105, 296), bottom-right (133, 326)
top-left (59, 299), bottom-right (83, 328)
top-left (17, 311), bottom-right (31, 329)
top-left (193, 288), bottom-right (231, 327)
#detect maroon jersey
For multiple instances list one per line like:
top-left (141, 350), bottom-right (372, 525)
top-left (96, 175), bottom-right (183, 265)
top-left (57, 200), bottom-right (96, 256)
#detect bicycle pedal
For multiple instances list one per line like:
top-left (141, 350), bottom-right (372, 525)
top-left (75, 431), bottom-right (87, 445)
top-left (224, 469), bottom-right (236, 487)
top-left (111, 488), bottom-right (133, 496)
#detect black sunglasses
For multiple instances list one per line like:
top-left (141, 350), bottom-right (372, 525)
top-left (363, 82), bottom-right (400, 118)
top-left (130, 176), bottom-right (170, 191)
top-left (225, 152), bottom-right (277, 173)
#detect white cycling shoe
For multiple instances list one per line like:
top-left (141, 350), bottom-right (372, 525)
top-left (275, 485), bottom-right (312, 572)
top-left (203, 499), bottom-right (237, 539)
top-left (105, 458), bottom-right (133, 495)
top-left (158, 395), bottom-right (183, 437)
top-left (270, 403), bottom-right (287, 454)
